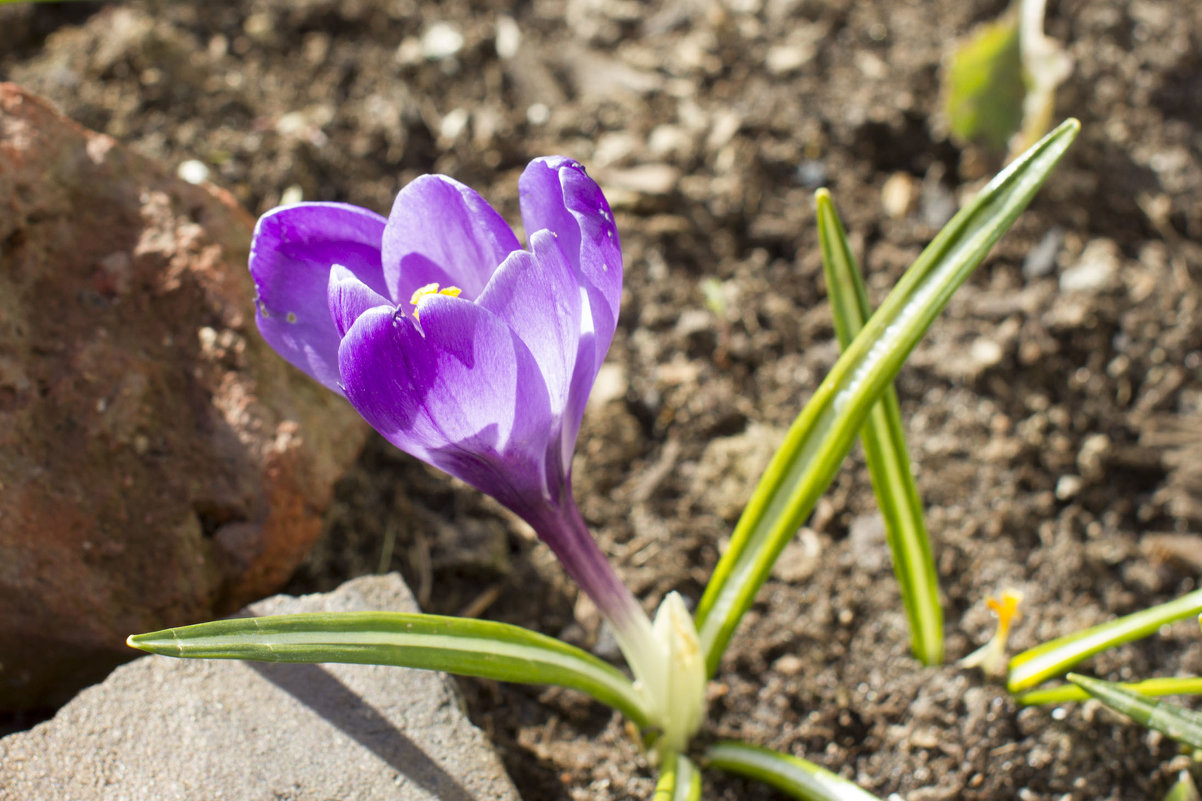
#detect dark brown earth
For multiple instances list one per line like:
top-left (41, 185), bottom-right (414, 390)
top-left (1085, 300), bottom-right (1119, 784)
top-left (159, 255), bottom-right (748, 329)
top-left (3, 1), bottom-right (1200, 799)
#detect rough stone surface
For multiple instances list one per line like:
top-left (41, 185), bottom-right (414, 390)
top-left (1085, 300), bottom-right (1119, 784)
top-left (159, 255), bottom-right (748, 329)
top-left (0, 573), bottom-right (520, 801)
top-left (0, 84), bottom-right (368, 711)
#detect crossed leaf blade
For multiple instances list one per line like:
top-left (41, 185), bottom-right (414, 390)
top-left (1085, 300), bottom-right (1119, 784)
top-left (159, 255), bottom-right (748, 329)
top-left (695, 119), bottom-right (1080, 674)
top-left (816, 189), bottom-right (943, 666)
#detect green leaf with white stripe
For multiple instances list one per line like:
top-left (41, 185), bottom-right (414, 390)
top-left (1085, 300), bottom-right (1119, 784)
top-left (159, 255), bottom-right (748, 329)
top-left (653, 752), bottom-right (702, 801)
top-left (1008, 587), bottom-right (1202, 693)
top-left (694, 119), bottom-right (1079, 675)
top-left (1068, 672), bottom-right (1202, 751)
top-left (705, 741), bottom-right (883, 801)
top-left (128, 611), bottom-right (650, 731)
top-left (816, 188), bottom-right (943, 666)
top-left (1016, 675), bottom-right (1202, 706)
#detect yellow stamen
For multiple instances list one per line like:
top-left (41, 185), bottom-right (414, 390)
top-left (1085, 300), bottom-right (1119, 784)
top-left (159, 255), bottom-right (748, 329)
top-left (409, 282), bottom-right (438, 305)
top-left (408, 283), bottom-right (463, 319)
top-left (961, 588), bottom-right (1024, 677)
top-left (986, 589), bottom-right (1023, 639)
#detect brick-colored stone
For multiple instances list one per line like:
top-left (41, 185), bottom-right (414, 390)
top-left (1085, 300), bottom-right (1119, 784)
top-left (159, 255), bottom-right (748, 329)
top-left (0, 84), bottom-right (368, 711)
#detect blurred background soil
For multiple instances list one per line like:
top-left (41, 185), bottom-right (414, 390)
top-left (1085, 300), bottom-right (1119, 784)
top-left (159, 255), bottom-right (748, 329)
top-left (3, 1), bottom-right (1200, 799)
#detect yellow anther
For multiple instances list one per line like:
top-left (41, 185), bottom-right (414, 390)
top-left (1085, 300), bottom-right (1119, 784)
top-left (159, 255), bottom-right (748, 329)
top-left (408, 283), bottom-right (463, 319)
top-left (410, 282), bottom-right (439, 305)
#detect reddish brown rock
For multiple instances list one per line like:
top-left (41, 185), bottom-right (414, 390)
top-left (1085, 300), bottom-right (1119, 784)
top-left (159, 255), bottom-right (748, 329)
top-left (0, 84), bottom-right (368, 711)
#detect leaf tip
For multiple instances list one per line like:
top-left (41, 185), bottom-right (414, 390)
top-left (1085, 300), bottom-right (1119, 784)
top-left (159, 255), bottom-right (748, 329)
top-left (127, 630), bottom-right (175, 656)
top-left (1050, 117), bottom-right (1081, 144)
top-left (814, 188), bottom-right (835, 216)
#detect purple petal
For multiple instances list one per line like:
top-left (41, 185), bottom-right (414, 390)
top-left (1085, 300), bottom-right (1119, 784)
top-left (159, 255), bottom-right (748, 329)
top-left (381, 174), bottom-right (521, 305)
top-left (328, 264), bottom-right (391, 339)
top-left (518, 157), bottom-right (623, 457)
top-left (518, 158), bottom-right (622, 350)
top-left (337, 297), bottom-right (555, 508)
top-left (476, 229), bottom-right (581, 433)
top-left (251, 203), bottom-right (388, 395)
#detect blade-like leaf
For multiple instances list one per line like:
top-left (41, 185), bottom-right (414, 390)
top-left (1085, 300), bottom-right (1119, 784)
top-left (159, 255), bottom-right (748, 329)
top-left (695, 119), bottom-right (1080, 675)
top-left (1008, 587), bottom-right (1202, 693)
top-left (704, 741), bottom-right (883, 801)
top-left (1016, 676), bottom-right (1202, 706)
top-left (1164, 770), bottom-right (1200, 801)
top-left (128, 611), bottom-right (649, 730)
top-left (816, 189), bottom-right (943, 666)
top-left (1068, 672), bottom-right (1202, 750)
top-left (653, 752), bottom-right (702, 801)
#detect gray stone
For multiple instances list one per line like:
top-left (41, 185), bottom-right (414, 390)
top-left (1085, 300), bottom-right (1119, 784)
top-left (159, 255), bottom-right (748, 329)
top-left (0, 574), bottom-right (520, 801)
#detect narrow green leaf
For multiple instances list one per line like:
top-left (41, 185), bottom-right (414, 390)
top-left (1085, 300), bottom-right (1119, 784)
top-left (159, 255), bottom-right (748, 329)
top-left (1164, 770), bottom-right (1200, 801)
top-left (1068, 673), bottom-right (1202, 750)
top-left (128, 611), bottom-right (649, 730)
top-left (695, 119), bottom-right (1080, 675)
top-left (1008, 587), bottom-right (1202, 693)
top-left (705, 741), bottom-right (883, 801)
top-left (1016, 676), bottom-right (1202, 706)
top-left (816, 189), bottom-right (943, 666)
top-left (653, 752), bottom-right (702, 801)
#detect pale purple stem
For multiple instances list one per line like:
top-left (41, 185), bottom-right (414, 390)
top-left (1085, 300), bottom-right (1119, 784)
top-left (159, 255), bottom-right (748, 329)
top-left (520, 491), bottom-right (651, 640)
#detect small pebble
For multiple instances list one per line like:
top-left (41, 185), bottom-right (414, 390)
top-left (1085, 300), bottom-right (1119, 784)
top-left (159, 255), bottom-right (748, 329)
top-left (279, 185), bottom-right (304, 206)
top-left (177, 159), bottom-right (209, 185)
top-left (439, 108), bottom-right (470, 140)
top-left (422, 22), bottom-right (463, 61)
top-left (881, 172), bottom-right (915, 218)
top-left (1022, 226), bottom-right (1063, 279)
top-left (795, 160), bottom-right (827, 188)
top-left (1055, 474), bottom-right (1083, 500)
top-left (1060, 238), bottom-right (1120, 293)
top-left (495, 16), bottom-right (521, 59)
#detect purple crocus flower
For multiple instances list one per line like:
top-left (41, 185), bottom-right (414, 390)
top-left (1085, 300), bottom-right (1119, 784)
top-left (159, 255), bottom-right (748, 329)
top-left (250, 157), bottom-right (708, 751)
top-left (249, 158), bottom-right (653, 660)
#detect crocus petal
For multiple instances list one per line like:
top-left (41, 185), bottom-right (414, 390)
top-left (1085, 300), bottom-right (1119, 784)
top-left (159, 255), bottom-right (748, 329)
top-left (337, 297), bottom-right (554, 508)
top-left (518, 157), bottom-right (623, 455)
top-left (381, 174), bottom-right (522, 304)
top-left (251, 203), bottom-right (388, 395)
top-left (328, 264), bottom-right (391, 339)
top-left (476, 229), bottom-right (581, 448)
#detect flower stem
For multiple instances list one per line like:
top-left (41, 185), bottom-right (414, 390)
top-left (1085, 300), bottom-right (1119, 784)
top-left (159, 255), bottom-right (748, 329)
top-left (522, 494), bottom-right (665, 722)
